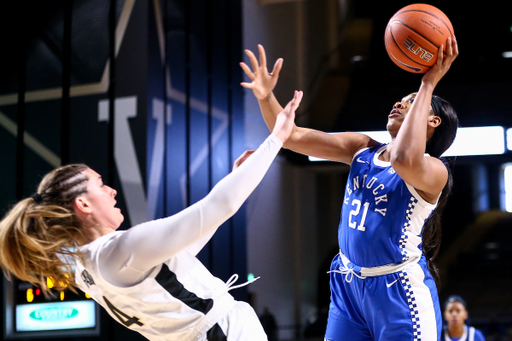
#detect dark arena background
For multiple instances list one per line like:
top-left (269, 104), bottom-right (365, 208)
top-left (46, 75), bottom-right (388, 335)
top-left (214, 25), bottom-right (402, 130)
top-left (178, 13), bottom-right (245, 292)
top-left (0, 0), bottom-right (511, 340)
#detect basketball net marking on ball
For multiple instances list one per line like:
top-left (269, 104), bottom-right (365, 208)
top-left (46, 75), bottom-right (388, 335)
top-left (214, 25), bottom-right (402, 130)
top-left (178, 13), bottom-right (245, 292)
top-left (397, 10), bottom-right (450, 35)
top-left (388, 53), bottom-right (422, 73)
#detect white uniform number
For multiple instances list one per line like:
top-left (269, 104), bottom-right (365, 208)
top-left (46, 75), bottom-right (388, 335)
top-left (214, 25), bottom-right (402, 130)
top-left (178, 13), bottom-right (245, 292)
top-left (348, 199), bottom-right (369, 231)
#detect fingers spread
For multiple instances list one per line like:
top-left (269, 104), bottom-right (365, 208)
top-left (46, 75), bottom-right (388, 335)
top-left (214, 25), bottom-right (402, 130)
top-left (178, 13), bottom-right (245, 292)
top-left (240, 62), bottom-right (254, 79)
top-left (271, 58), bottom-right (283, 79)
top-left (245, 49), bottom-right (260, 72)
top-left (258, 44), bottom-right (267, 72)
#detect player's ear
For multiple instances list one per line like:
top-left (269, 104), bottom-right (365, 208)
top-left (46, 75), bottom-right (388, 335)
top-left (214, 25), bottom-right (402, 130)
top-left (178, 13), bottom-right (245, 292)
top-left (74, 196), bottom-right (92, 214)
top-left (428, 115), bottom-right (441, 128)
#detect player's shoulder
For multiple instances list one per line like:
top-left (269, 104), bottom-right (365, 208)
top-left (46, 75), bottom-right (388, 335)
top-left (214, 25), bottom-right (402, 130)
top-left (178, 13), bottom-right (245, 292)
top-left (352, 138), bottom-right (386, 158)
top-left (471, 326), bottom-right (485, 341)
top-left (342, 133), bottom-right (381, 156)
top-left (320, 132), bottom-right (379, 164)
top-left (81, 231), bottom-right (124, 258)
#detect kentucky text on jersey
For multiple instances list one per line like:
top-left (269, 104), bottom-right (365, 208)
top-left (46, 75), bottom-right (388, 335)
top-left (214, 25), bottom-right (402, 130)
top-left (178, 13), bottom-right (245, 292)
top-left (344, 172), bottom-right (389, 222)
top-left (339, 144), bottom-right (437, 268)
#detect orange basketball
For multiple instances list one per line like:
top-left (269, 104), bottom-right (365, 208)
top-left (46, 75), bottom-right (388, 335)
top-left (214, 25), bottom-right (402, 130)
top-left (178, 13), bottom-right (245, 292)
top-left (384, 4), bottom-right (454, 73)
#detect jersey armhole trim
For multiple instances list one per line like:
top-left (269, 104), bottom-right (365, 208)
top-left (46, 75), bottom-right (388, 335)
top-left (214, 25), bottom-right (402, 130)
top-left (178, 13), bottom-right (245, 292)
top-left (351, 147), bottom-right (369, 164)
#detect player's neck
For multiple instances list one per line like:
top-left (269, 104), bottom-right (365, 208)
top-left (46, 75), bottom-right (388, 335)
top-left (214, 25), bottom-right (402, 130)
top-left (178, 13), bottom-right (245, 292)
top-left (447, 323), bottom-right (465, 338)
top-left (378, 145), bottom-right (391, 162)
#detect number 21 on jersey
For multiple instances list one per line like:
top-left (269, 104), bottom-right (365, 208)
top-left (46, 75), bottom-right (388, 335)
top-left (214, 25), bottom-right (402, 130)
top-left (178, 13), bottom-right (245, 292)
top-left (348, 199), bottom-right (369, 231)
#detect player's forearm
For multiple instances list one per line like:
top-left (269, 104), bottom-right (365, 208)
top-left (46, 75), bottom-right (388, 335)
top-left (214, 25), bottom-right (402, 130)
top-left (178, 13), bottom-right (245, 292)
top-left (105, 134), bottom-right (283, 276)
top-left (202, 134), bottom-right (282, 222)
top-left (258, 92), bottom-right (310, 152)
top-left (391, 83), bottom-right (434, 167)
top-left (258, 92), bottom-right (284, 132)
top-left (258, 94), bottom-right (346, 161)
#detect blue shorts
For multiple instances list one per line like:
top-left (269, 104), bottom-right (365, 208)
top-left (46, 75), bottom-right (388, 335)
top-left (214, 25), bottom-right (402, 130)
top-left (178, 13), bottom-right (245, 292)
top-left (325, 254), bottom-right (441, 341)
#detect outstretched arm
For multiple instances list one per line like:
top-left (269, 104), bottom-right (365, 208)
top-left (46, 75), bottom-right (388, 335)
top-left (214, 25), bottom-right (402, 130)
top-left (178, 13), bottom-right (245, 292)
top-left (389, 37), bottom-right (459, 202)
top-left (185, 89), bottom-right (303, 256)
top-left (97, 92), bottom-right (303, 287)
top-left (241, 45), bottom-right (375, 164)
top-left (185, 149), bottom-right (258, 256)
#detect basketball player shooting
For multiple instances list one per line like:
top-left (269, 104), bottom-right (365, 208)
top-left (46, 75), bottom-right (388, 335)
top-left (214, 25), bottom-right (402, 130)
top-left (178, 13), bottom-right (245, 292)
top-left (240, 32), bottom-right (458, 341)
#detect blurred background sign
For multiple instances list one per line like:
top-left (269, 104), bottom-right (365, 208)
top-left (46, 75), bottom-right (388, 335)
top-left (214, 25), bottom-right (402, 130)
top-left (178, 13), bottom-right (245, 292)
top-left (3, 278), bottom-right (99, 338)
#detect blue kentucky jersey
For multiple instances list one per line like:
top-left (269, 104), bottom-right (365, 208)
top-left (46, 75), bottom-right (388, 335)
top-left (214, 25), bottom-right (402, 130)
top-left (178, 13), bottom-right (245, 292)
top-left (339, 144), bottom-right (437, 267)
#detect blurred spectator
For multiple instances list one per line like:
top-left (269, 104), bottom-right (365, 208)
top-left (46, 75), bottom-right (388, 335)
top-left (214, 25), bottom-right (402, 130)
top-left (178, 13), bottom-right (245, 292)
top-left (260, 307), bottom-right (278, 341)
top-left (443, 295), bottom-right (485, 341)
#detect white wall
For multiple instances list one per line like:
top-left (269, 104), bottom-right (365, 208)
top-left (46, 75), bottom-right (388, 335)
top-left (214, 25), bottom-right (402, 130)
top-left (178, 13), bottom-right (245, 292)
top-left (242, 0), bottom-right (306, 150)
top-left (246, 159), bottom-right (318, 339)
top-left (242, 1), bottom-right (326, 339)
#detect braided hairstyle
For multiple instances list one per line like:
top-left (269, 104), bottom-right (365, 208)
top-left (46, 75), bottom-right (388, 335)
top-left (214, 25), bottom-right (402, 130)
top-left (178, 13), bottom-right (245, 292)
top-left (0, 164), bottom-right (90, 295)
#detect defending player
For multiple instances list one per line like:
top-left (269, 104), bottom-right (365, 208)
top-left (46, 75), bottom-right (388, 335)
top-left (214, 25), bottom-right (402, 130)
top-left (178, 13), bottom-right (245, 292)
top-left (0, 91), bottom-right (303, 341)
top-left (240, 37), bottom-right (458, 341)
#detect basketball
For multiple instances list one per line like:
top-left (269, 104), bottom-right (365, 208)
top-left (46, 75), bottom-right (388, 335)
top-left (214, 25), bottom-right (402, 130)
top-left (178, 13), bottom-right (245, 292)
top-left (384, 4), bottom-right (454, 73)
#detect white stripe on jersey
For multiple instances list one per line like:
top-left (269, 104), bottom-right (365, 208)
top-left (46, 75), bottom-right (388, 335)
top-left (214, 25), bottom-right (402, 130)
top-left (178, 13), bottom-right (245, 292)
top-left (400, 262), bottom-right (439, 341)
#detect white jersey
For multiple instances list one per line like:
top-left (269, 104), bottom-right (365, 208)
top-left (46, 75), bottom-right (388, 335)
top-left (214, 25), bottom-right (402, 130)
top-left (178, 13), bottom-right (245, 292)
top-left (74, 135), bottom-right (283, 341)
top-left (75, 233), bottom-right (237, 341)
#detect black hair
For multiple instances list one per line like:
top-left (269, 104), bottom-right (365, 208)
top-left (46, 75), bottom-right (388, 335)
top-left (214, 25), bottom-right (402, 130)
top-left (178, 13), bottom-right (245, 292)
top-left (444, 295), bottom-right (467, 311)
top-left (426, 95), bottom-right (459, 159)
top-left (422, 95), bottom-right (459, 287)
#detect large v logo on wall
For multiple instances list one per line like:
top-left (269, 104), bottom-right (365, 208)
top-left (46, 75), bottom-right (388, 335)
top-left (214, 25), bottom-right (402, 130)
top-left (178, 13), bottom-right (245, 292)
top-left (0, 0), bottom-right (241, 229)
top-left (0, 0), bottom-right (247, 301)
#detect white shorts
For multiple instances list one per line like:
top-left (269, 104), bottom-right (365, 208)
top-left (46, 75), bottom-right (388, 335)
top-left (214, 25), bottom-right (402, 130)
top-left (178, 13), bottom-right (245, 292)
top-left (215, 301), bottom-right (268, 341)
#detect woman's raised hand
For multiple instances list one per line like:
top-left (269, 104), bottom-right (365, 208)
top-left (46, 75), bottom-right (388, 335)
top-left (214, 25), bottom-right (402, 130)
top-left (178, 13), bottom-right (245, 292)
top-left (272, 90), bottom-right (303, 143)
top-left (232, 91), bottom-right (302, 170)
top-left (422, 36), bottom-right (459, 88)
top-left (240, 44), bottom-right (283, 100)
